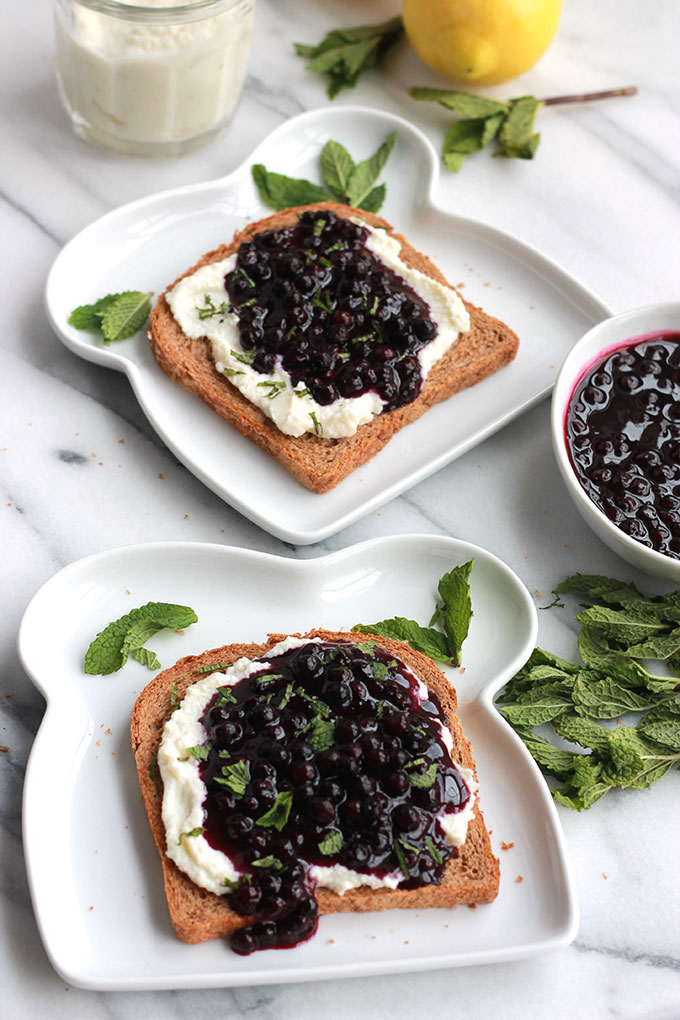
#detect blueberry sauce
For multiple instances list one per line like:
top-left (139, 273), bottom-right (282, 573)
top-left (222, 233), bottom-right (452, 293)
top-left (565, 333), bottom-right (680, 557)
top-left (197, 640), bottom-right (471, 955)
top-left (224, 209), bottom-right (439, 412)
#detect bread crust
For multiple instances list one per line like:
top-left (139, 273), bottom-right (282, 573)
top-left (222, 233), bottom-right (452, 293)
top-left (130, 629), bottom-right (500, 944)
top-left (149, 202), bottom-right (519, 493)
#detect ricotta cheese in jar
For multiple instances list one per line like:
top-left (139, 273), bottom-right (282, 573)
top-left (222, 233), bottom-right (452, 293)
top-left (53, 0), bottom-right (254, 155)
top-left (166, 221), bottom-right (471, 438)
top-left (158, 636), bottom-right (477, 897)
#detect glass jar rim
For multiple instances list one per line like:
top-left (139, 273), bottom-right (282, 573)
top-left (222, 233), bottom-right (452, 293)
top-left (66, 0), bottom-right (251, 21)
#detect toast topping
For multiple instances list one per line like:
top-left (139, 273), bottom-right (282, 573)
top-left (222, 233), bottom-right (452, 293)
top-left (166, 208), bottom-right (470, 437)
top-left (158, 636), bottom-right (475, 955)
top-left (566, 332), bottom-right (680, 558)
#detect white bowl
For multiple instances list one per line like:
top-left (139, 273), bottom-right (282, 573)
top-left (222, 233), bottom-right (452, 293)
top-left (551, 301), bottom-right (680, 582)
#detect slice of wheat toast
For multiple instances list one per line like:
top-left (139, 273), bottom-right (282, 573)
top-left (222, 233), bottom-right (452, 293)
top-left (149, 201), bottom-right (519, 493)
top-left (130, 629), bottom-right (500, 944)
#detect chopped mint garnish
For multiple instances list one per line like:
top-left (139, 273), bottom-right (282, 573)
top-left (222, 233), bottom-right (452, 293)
top-left (256, 791), bottom-right (293, 831)
top-left (177, 826), bottom-right (205, 845)
top-left (251, 855), bottom-right (283, 871)
top-left (196, 294), bottom-right (231, 320)
top-left (214, 760), bottom-right (250, 797)
top-left (178, 744), bottom-right (211, 762)
top-left (318, 830), bottom-right (344, 855)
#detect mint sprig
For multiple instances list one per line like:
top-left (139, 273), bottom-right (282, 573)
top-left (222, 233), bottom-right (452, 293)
top-left (251, 132), bottom-right (397, 215)
top-left (84, 601), bottom-right (198, 675)
top-left (497, 573), bottom-right (680, 809)
top-left (69, 290), bottom-right (152, 344)
top-left (294, 16), bottom-right (404, 98)
top-left (353, 560), bottom-right (474, 667)
top-left (409, 85), bottom-right (637, 173)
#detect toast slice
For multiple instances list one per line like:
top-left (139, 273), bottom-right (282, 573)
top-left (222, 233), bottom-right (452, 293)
top-left (149, 202), bottom-right (519, 493)
top-left (130, 629), bottom-right (500, 945)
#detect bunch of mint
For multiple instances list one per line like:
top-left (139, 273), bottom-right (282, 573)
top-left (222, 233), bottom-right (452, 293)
top-left (69, 290), bottom-right (152, 344)
top-left (252, 132), bottom-right (397, 214)
top-left (84, 601), bottom-right (198, 674)
top-left (497, 574), bottom-right (680, 810)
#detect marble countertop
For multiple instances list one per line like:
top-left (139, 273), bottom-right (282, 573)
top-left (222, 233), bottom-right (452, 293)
top-left (2, 0), bottom-right (680, 1016)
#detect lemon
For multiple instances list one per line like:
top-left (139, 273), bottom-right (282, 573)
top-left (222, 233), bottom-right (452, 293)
top-left (402, 0), bottom-right (562, 86)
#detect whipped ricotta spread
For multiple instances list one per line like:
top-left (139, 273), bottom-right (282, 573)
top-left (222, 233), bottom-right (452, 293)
top-left (54, 0), bottom-right (254, 149)
top-left (165, 223), bottom-right (470, 438)
top-left (158, 636), bottom-right (477, 897)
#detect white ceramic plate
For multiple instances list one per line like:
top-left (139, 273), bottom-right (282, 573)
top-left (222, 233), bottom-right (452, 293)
top-left (45, 106), bottom-right (609, 545)
top-left (19, 535), bottom-right (577, 990)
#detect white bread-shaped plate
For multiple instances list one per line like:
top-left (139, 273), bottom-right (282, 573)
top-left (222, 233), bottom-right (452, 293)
top-left (45, 106), bottom-right (610, 545)
top-left (19, 534), bottom-right (577, 990)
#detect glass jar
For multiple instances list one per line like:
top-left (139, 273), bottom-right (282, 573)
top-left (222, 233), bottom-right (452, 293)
top-left (53, 0), bottom-right (254, 156)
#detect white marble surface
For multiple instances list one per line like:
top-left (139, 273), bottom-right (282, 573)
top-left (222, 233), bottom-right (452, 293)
top-left (2, 0), bottom-right (680, 1016)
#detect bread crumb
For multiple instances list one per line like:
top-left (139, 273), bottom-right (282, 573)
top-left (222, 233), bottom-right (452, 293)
top-left (501, 841), bottom-right (514, 851)
top-left (404, 940), bottom-right (409, 944)
top-left (96, 740), bottom-right (101, 747)
top-left (515, 875), bottom-right (523, 883)
top-left (119, 438), bottom-right (125, 443)
top-left (175, 629), bottom-right (185, 635)
top-left (602, 872), bottom-right (608, 880)
top-left (89, 906), bottom-right (93, 911)
top-left (126, 589), bottom-right (131, 594)
top-left (459, 666), bottom-right (466, 673)
top-left (158, 473), bottom-right (164, 480)
top-left (105, 728), bottom-right (111, 734)
top-left (444, 924), bottom-right (449, 928)
top-left (0, 746), bottom-right (9, 752)
top-left (468, 903), bottom-right (477, 910)
top-left (535, 589), bottom-right (542, 597)
top-left (184, 515), bottom-right (189, 520)
top-left (564, 543), bottom-right (570, 549)
top-left (327, 938), bottom-right (335, 944)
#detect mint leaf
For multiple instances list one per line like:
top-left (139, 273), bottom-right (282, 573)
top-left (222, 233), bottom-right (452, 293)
top-left (639, 701), bottom-right (680, 751)
top-left (84, 601), bottom-right (198, 675)
top-left (352, 618), bottom-right (454, 664)
top-left (553, 574), bottom-right (642, 604)
top-left (432, 560), bottom-right (474, 666)
top-left (571, 672), bottom-right (667, 720)
top-left (408, 87), bottom-right (508, 118)
top-left (256, 791), bottom-right (293, 831)
top-left (357, 184), bottom-right (386, 213)
top-left (98, 291), bottom-right (152, 344)
top-left (497, 96), bottom-right (542, 159)
top-left (442, 115), bottom-right (505, 172)
top-left (131, 646), bottom-right (161, 670)
top-left (68, 293), bottom-right (123, 330)
top-left (251, 164), bottom-right (331, 211)
top-left (499, 683), bottom-right (573, 727)
top-left (320, 140), bottom-right (355, 201)
top-left (318, 830), bottom-right (344, 855)
top-left (295, 16), bottom-right (404, 98)
top-left (345, 131), bottom-right (397, 208)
